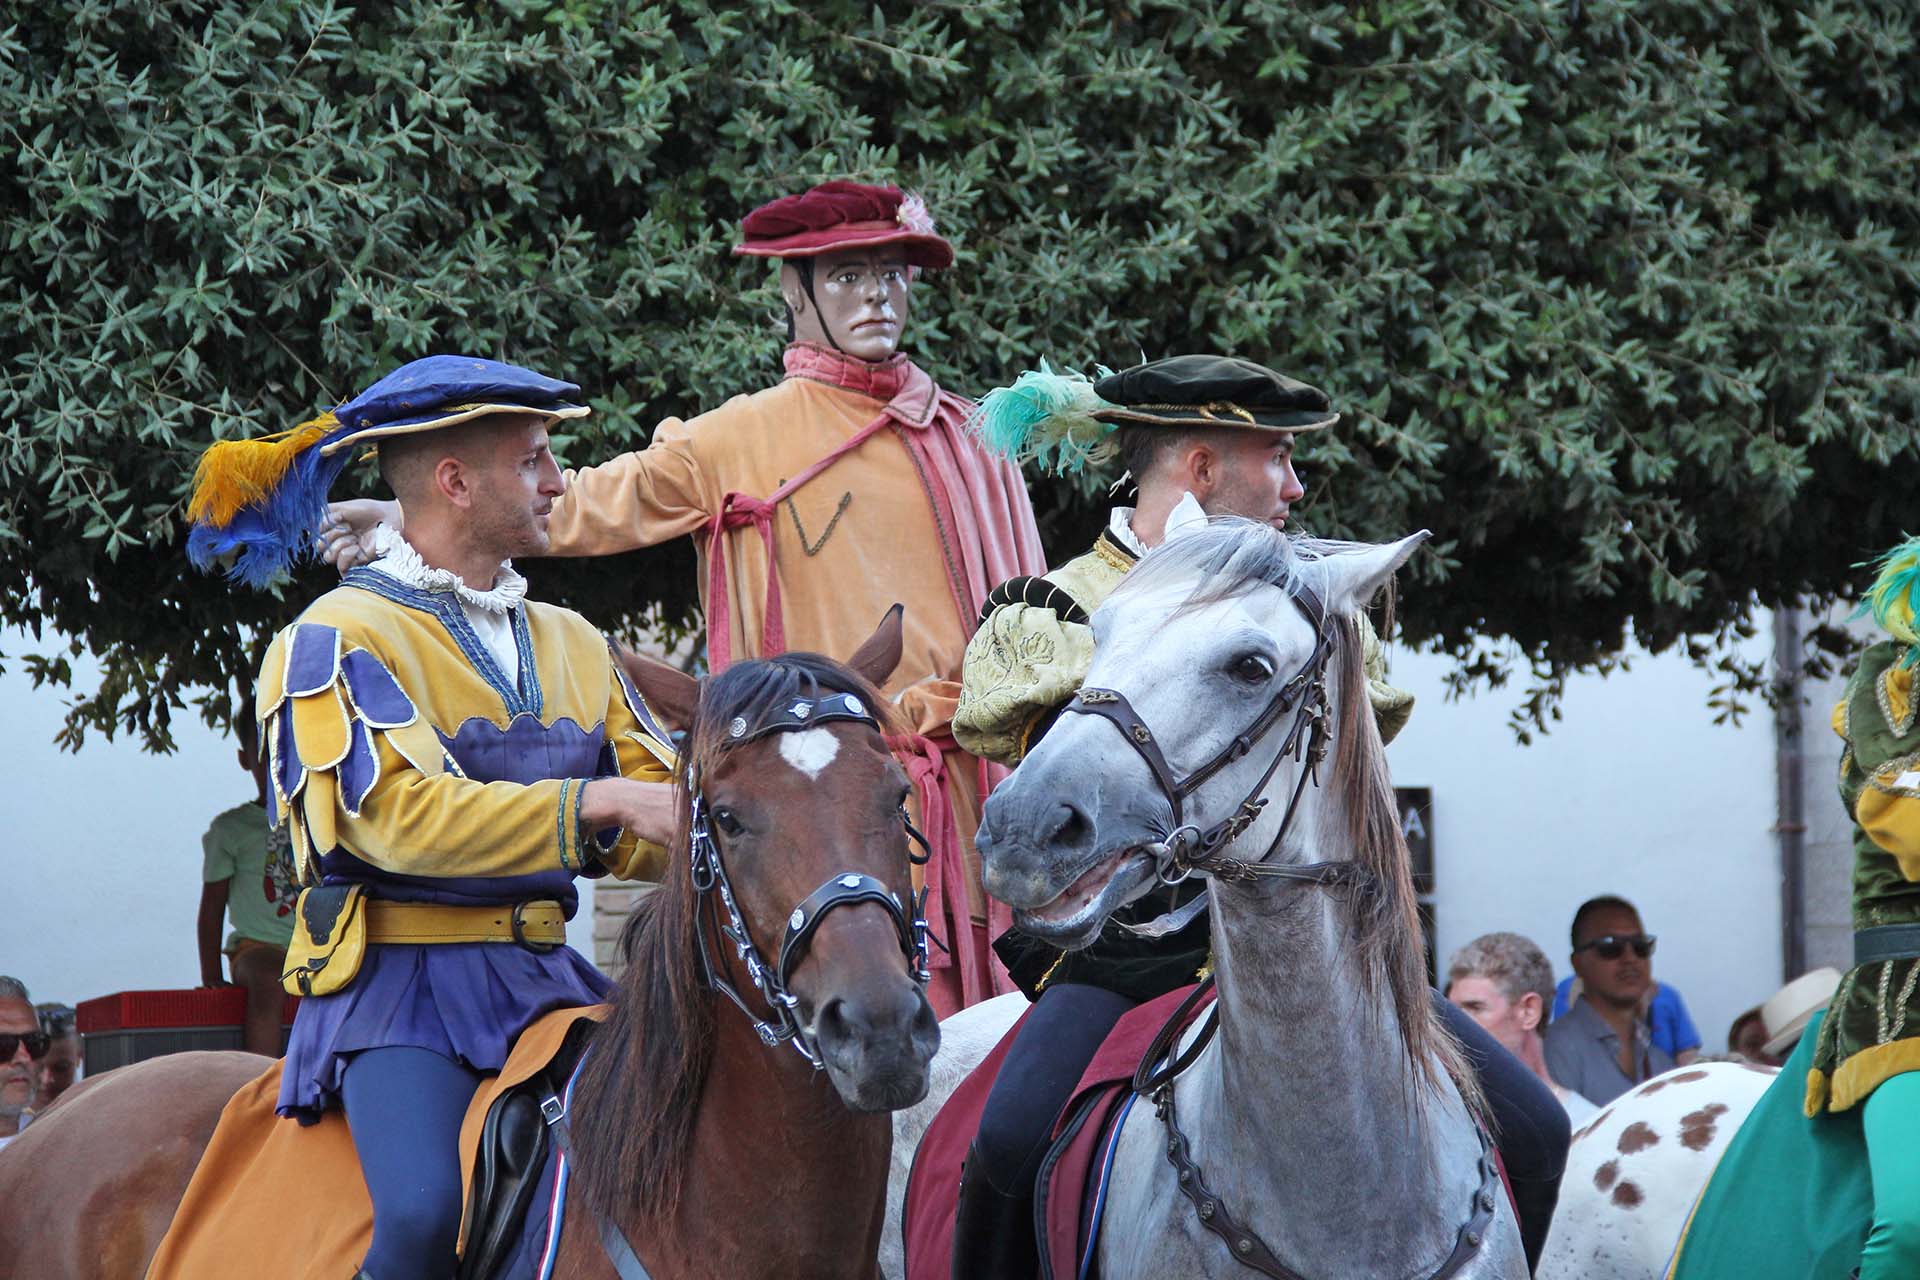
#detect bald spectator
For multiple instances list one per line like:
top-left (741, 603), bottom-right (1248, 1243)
top-left (1446, 932), bottom-right (1601, 1126)
top-left (0, 976), bottom-right (43, 1152)
top-left (35, 1002), bottom-right (80, 1109)
top-left (1545, 895), bottom-right (1676, 1104)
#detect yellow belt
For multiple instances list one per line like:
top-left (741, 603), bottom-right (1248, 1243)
top-left (363, 899), bottom-right (567, 948)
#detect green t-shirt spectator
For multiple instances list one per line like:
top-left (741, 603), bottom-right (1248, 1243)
top-left (200, 800), bottom-right (298, 950)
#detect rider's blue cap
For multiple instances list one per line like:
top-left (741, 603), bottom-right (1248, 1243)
top-left (185, 355), bottom-right (589, 588)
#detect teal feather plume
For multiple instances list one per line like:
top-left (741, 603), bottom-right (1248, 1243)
top-left (1856, 533), bottom-right (1920, 662)
top-left (967, 360), bottom-right (1119, 475)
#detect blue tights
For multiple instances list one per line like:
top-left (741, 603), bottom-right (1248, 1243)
top-left (341, 1045), bottom-right (482, 1280)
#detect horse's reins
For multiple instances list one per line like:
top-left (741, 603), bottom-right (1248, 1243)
top-left (582, 685), bottom-right (935, 1280)
top-left (1063, 576), bottom-right (1367, 892)
top-left (1073, 578), bottom-right (1501, 1279)
top-left (687, 687), bottom-right (932, 1068)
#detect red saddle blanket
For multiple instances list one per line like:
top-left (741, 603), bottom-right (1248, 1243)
top-left (903, 983), bottom-right (1215, 1280)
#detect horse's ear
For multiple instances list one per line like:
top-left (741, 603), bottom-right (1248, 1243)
top-left (847, 604), bottom-right (905, 689)
top-left (1320, 531), bottom-right (1430, 617)
top-left (615, 644), bottom-right (700, 730)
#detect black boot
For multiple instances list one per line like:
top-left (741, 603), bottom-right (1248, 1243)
top-left (951, 1142), bottom-right (1040, 1280)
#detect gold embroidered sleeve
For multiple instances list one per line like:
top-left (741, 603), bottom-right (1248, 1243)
top-left (1357, 613), bottom-right (1415, 745)
top-left (953, 603), bottom-right (1097, 767)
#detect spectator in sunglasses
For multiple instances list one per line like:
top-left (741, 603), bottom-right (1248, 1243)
top-left (0, 976), bottom-right (42, 1151)
top-left (1544, 895), bottom-right (1681, 1103)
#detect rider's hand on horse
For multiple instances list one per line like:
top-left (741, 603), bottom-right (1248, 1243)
top-left (581, 778), bottom-right (678, 852)
top-left (317, 498), bottom-right (401, 573)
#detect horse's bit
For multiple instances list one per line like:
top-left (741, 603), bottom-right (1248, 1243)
top-left (1063, 577), bottom-right (1368, 891)
top-left (688, 688), bottom-right (931, 1068)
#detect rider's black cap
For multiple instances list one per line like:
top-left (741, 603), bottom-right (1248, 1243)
top-left (1091, 355), bottom-right (1337, 433)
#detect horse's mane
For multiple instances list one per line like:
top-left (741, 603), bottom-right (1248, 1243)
top-left (1113, 521), bottom-right (1481, 1116)
top-left (568, 651), bottom-right (895, 1225)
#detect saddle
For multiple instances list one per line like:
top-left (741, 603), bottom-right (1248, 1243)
top-left (147, 1006), bottom-right (604, 1280)
top-left (903, 983), bottom-right (1216, 1280)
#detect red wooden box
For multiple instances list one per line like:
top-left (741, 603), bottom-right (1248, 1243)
top-left (77, 988), bottom-right (298, 1072)
top-left (77, 987), bottom-right (298, 1032)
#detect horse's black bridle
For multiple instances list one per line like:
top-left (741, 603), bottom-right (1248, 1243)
top-left (687, 688), bottom-right (931, 1069)
top-left (1063, 578), bottom-right (1368, 891)
top-left (1070, 575), bottom-right (1499, 1279)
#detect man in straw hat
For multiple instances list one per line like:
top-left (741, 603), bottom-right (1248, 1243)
top-left (321, 183), bottom-right (1047, 1016)
top-left (946, 354), bottom-right (1568, 1275)
top-left (187, 355), bottom-right (679, 1278)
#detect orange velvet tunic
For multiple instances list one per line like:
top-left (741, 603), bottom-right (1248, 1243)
top-left (543, 343), bottom-right (1046, 1009)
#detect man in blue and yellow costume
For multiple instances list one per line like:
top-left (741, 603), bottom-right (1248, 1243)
top-left (186, 356), bottom-right (677, 1280)
top-left (947, 355), bottom-right (1568, 1277)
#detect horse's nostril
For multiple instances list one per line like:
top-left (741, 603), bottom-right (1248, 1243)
top-left (1046, 802), bottom-right (1093, 851)
top-left (817, 996), bottom-right (855, 1044)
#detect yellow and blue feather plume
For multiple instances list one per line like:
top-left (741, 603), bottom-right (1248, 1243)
top-left (1861, 535), bottom-right (1920, 662)
top-left (186, 412), bottom-right (351, 588)
top-left (966, 361), bottom-right (1120, 475)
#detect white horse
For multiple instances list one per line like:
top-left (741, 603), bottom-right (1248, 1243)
top-left (885, 522), bottom-right (1527, 1278)
top-left (1537, 1061), bottom-right (1774, 1278)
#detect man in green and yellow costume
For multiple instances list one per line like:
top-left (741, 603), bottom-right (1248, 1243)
top-left (945, 355), bottom-right (1569, 1277)
top-left (1672, 535), bottom-right (1920, 1279)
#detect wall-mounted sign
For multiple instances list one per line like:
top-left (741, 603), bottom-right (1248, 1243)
top-left (1397, 786), bottom-right (1436, 985)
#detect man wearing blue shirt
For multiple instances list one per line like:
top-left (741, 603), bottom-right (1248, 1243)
top-left (1545, 895), bottom-right (1694, 1104)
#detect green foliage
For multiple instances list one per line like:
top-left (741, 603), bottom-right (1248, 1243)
top-left (3, 0), bottom-right (1918, 749)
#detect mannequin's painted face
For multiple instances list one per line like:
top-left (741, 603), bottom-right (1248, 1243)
top-left (784, 250), bottom-right (913, 362)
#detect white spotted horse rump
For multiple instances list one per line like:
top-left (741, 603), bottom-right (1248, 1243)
top-left (1538, 1062), bottom-right (1776, 1280)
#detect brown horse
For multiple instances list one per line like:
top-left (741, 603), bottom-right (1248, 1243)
top-left (0, 612), bottom-right (940, 1279)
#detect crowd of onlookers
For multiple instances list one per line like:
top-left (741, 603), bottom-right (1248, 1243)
top-left (0, 976), bottom-right (81, 1152)
top-left (1444, 894), bottom-right (1839, 1120)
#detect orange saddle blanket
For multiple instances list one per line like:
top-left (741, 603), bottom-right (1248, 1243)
top-left (145, 1005), bottom-right (604, 1280)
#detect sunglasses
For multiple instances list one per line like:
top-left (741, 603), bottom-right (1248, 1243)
top-left (1575, 933), bottom-right (1656, 961)
top-left (0, 1031), bottom-right (51, 1062)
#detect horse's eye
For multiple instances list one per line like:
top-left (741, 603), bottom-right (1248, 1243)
top-left (711, 806), bottom-right (745, 836)
top-left (1231, 653), bottom-right (1275, 684)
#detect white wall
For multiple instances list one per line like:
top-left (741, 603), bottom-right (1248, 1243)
top-left (1386, 632), bottom-right (1783, 1055)
top-left (0, 629), bottom-right (594, 1010)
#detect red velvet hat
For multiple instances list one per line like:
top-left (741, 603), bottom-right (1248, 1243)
top-left (732, 180), bottom-right (954, 269)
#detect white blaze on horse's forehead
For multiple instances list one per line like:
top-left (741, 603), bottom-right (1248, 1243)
top-left (778, 727), bottom-right (841, 779)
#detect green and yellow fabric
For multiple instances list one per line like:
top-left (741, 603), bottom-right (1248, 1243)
top-left (1670, 537), bottom-right (1920, 1280)
top-left (1806, 639), bottom-right (1920, 1114)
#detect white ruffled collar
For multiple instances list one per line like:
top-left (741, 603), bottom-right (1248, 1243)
top-left (365, 524), bottom-right (527, 615)
top-left (1109, 491), bottom-right (1208, 557)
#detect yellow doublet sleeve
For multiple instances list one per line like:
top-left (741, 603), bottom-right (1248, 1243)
top-left (545, 416), bottom-right (710, 558)
top-left (953, 603), bottom-right (1096, 767)
top-left (594, 661), bottom-right (678, 882)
